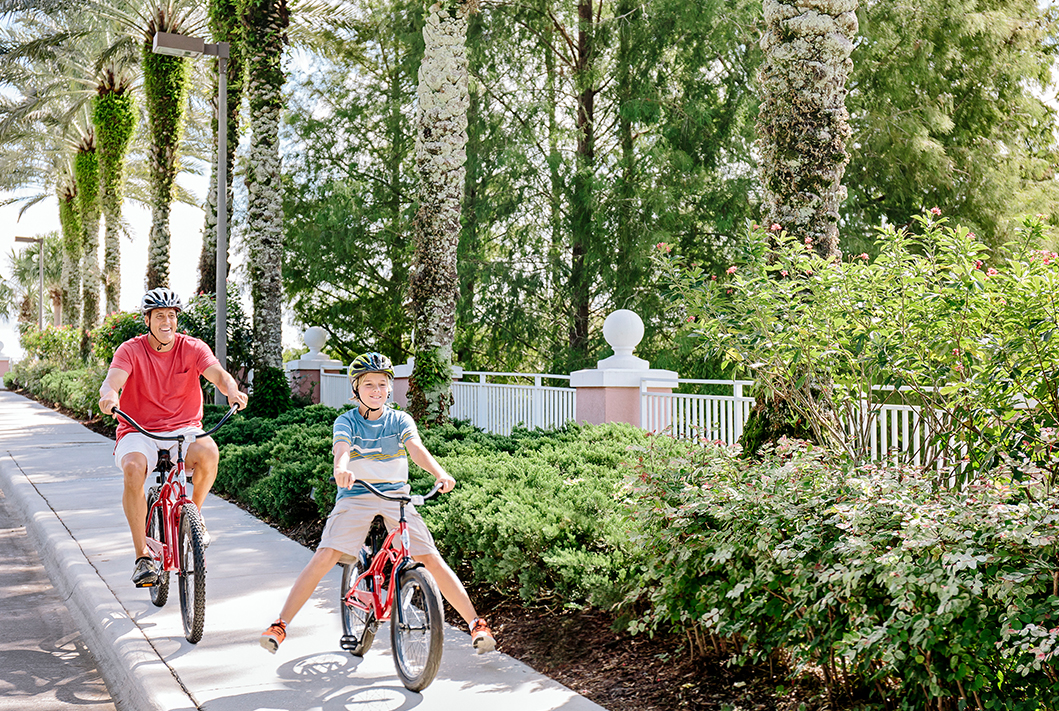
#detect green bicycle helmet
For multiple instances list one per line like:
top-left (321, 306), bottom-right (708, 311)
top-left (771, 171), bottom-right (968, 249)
top-left (348, 352), bottom-right (395, 412)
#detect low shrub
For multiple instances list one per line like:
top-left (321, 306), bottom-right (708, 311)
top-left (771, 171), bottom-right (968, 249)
top-left (624, 434), bottom-right (1059, 708)
top-left (6, 358), bottom-right (108, 418)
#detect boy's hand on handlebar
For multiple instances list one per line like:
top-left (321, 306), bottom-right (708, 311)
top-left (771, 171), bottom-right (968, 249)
top-left (436, 472), bottom-right (456, 494)
top-left (334, 468), bottom-right (355, 489)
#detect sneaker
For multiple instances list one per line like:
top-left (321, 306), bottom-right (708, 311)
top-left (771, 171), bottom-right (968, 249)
top-left (131, 556), bottom-right (158, 588)
top-left (260, 619), bottom-right (287, 654)
top-left (470, 618), bottom-right (495, 654)
top-left (200, 520), bottom-right (212, 549)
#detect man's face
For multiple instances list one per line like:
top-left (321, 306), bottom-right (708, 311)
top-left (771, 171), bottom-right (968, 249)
top-left (357, 372), bottom-right (390, 408)
top-left (146, 308), bottom-right (179, 344)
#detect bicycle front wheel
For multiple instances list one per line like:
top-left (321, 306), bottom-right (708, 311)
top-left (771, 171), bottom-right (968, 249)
top-left (177, 504), bottom-right (207, 644)
top-left (339, 555), bottom-right (376, 656)
top-left (146, 487), bottom-right (169, 607)
top-left (390, 566), bottom-right (443, 692)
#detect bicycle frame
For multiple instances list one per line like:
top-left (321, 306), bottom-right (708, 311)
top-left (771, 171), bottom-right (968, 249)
top-left (342, 481), bottom-right (443, 623)
top-left (113, 406), bottom-right (238, 572)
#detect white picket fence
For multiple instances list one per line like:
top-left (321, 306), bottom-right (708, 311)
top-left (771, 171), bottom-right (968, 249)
top-left (321, 372), bottom-right (352, 406)
top-left (452, 372), bottom-right (576, 436)
top-left (640, 379), bottom-right (755, 445)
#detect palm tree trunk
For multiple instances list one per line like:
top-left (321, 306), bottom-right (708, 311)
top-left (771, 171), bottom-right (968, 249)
top-left (241, 0), bottom-right (288, 371)
top-left (200, 0), bottom-right (244, 294)
top-left (408, 0), bottom-right (474, 425)
top-left (567, 0), bottom-right (595, 369)
top-left (142, 45), bottom-right (191, 289)
top-left (757, 0), bottom-right (858, 257)
top-left (94, 84), bottom-right (136, 315)
top-left (74, 137), bottom-right (102, 329)
top-left (57, 179), bottom-right (82, 328)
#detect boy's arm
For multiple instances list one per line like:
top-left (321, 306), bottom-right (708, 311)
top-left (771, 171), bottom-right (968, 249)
top-left (405, 438), bottom-right (456, 493)
top-left (333, 441), bottom-right (355, 489)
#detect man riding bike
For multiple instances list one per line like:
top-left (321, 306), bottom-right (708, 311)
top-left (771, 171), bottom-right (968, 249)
top-left (98, 288), bottom-right (248, 588)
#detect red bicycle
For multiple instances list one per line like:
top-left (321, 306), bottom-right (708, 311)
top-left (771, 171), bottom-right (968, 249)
top-left (112, 405), bottom-right (237, 644)
top-left (339, 480), bottom-right (445, 691)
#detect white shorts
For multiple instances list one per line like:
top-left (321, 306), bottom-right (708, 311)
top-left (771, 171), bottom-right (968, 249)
top-left (114, 427), bottom-right (205, 474)
top-left (319, 489), bottom-right (440, 559)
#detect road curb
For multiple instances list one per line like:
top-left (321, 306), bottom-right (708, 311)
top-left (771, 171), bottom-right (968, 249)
top-left (0, 453), bottom-right (196, 711)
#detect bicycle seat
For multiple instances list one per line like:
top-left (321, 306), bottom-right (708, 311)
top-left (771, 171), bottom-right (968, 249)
top-left (153, 451), bottom-right (173, 474)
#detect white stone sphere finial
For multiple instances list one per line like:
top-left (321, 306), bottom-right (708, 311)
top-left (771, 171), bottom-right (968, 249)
top-left (303, 327), bottom-right (327, 358)
top-left (602, 309), bottom-right (644, 358)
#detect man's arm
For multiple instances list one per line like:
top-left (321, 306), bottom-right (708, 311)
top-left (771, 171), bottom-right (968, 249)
top-left (202, 364), bottom-right (249, 410)
top-left (98, 367), bottom-right (130, 415)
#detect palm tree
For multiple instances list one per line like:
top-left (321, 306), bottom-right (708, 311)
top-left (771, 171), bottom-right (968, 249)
top-left (240, 0), bottom-right (288, 378)
top-left (3, 232), bottom-right (64, 327)
top-left (407, 0), bottom-right (476, 425)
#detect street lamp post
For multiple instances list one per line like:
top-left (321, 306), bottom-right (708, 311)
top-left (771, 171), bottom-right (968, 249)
top-left (152, 32), bottom-right (230, 405)
top-left (14, 236), bottom-right (44, 331)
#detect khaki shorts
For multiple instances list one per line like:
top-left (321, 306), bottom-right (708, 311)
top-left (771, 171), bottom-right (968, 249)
top-left (319, 489), bottom-right (440, 559)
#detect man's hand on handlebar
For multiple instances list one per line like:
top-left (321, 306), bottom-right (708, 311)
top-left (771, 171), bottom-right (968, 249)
top-left (98, 394), bottom-right (119, 417)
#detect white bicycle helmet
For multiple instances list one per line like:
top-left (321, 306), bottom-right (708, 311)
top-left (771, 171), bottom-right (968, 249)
top-left (141, 287), bottom-right (184, 314)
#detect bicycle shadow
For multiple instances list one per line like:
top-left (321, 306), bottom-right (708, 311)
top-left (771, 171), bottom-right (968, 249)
top-left (0, 632), bottom-right (114, 709)
top-left (200, 652), bottom-right (424, 711)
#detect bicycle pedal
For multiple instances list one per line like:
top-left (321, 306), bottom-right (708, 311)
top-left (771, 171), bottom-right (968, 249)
top-left (339, 635), bottom-right (359, 651)
top-left (136, 581), bottom-right (155, 588)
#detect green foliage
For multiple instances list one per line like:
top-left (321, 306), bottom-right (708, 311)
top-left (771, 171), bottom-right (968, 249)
top-left (624, 435), bottom-right (1059, 707)
top-left (6, 359), bottom-right (108, 418)
top-left (19, 324), bottom-right (82, 367)
top-left (91, 311), bottom-right (147, 363)
top-left (659, 214), bottom-right (1059, 478)
top-left (177, 289), bottom-right (255, 389)
top-left (245, 365), bottom-right (292, 419)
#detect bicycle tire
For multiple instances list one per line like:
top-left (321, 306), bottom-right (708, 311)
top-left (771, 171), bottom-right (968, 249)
top-left (339, 554), bottom-right (377, 656)
top-left (177, 504), bottom-right (207, 644)
top-left (390, 566), bottom-right (443, 692)
top-left (146, 487), bottom-right (169, 607)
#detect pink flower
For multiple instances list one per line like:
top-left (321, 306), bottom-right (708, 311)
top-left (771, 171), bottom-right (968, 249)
top-left (686, 316), bottom-right (695, 323)
top-left (930, 206), bottom-right (942, 216)
top-left (974, 260), bottom-right (983, 269)
top-left (780, 270), bottom-right (789, 277)
top-left (805, 270), bottom-right (813, 276)
top-left (804, 237), bottom-right (813, 246)
top-left (770, 223), bottom-right (781, 232)
top-left (967, 232), bottom-right (975, 238)
top-left (726, 266), bottom-right (737, 275)
top-left (858, 253), bottom-right (869, 260)
top-left (954, 362), bottom-right (964, 373)
top-left (987, 267), bottom-right (999, 276)
top-left (710, 275), bottom-right (717, 281)
top-left (656, 242), bottom-right (666, 251)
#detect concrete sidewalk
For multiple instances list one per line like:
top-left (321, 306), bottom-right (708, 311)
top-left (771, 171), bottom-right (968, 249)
top-left (0, 391), bottom-right (604, 711)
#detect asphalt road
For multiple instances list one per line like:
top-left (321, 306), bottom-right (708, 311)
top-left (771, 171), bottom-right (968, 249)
top-left (0, 486), bottom-right (116, 711)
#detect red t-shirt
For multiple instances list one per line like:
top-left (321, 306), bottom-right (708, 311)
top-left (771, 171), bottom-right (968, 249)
top-left (110, 334), bottom-right (220, 442)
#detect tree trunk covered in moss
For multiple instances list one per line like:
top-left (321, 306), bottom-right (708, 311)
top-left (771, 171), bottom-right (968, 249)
top-left (241, 0), bottom-right (288, 371)
top-left (567, 0), bottom-right (595, 368)
top-left (94, 84), bottom-right (136, 315)
top-left (57, 179), bottom-right (82, 328)
top-left (74, 138), bottom-right (101, 329)
top-left (744, 0), bottom-right (858, 454)
top-left (757, 0), bottom-right (857, 258)
top-left (200, 0), bottom-right (245, 295)
top-left (408, 0), bottom-right (474, 425)
top-left (142, 46), bottom-right (190, 289)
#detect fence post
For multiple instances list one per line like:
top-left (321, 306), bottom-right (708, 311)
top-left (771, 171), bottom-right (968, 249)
top-left (284, 327), bottom-right (344, 404)
top-left (569, 310), bottom-right (677, 428)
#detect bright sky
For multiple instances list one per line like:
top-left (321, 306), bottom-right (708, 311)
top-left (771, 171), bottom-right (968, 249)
top-left (0, 174), bottom-right (210, 360)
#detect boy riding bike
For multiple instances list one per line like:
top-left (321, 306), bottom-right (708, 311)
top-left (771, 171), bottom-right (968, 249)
top-left (260, 352), bottom-right (496, 655)
top-left (97, 288), bottom-right (248, 588)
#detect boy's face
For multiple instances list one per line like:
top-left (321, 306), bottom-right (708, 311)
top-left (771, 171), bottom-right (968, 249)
top-left (357, 372), bottom-right (390, 408)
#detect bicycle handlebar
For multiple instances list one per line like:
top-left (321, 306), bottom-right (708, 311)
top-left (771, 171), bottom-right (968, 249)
top-left (355, 479), bottom-right (444, 506)
top-left (111, 405), bottom-right (239, 442)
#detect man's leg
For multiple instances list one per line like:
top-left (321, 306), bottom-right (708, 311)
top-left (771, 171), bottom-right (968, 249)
top-left (120, 453), bottom-right (150, 558)
top-left (185, 436), bottom-right (220, 511)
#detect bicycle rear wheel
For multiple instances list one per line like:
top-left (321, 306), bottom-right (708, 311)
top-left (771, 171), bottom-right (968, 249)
top-left (177, 504), bottom-right (207, 643)
top-left (339, 554), bottom-right (377, 656)
top-left (390, 566), bottom-right (443, 692)
top-left (146, 487), bottom-right (169, 607)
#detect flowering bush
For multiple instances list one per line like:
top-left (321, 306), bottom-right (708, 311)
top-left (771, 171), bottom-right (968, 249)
top-left (19, 324), bottom-right (82, 367)
top-left (658, 212), bottom-right (1059, 480)
top-left (91, 311), bottom-right (147, 363)
top-left (624, 434), bottom-right (1059, 708)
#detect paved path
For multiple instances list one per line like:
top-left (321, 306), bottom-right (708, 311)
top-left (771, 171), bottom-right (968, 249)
top-left (0, 390), bottom-right (604, 711)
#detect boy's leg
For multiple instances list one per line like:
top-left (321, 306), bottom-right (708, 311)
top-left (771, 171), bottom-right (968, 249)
top-left (280, 547), bottom-right (344, 623)
top-left (413, 553), bottom-right (496, 654)
top-left (261, 547), bottom-right (344, 653)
